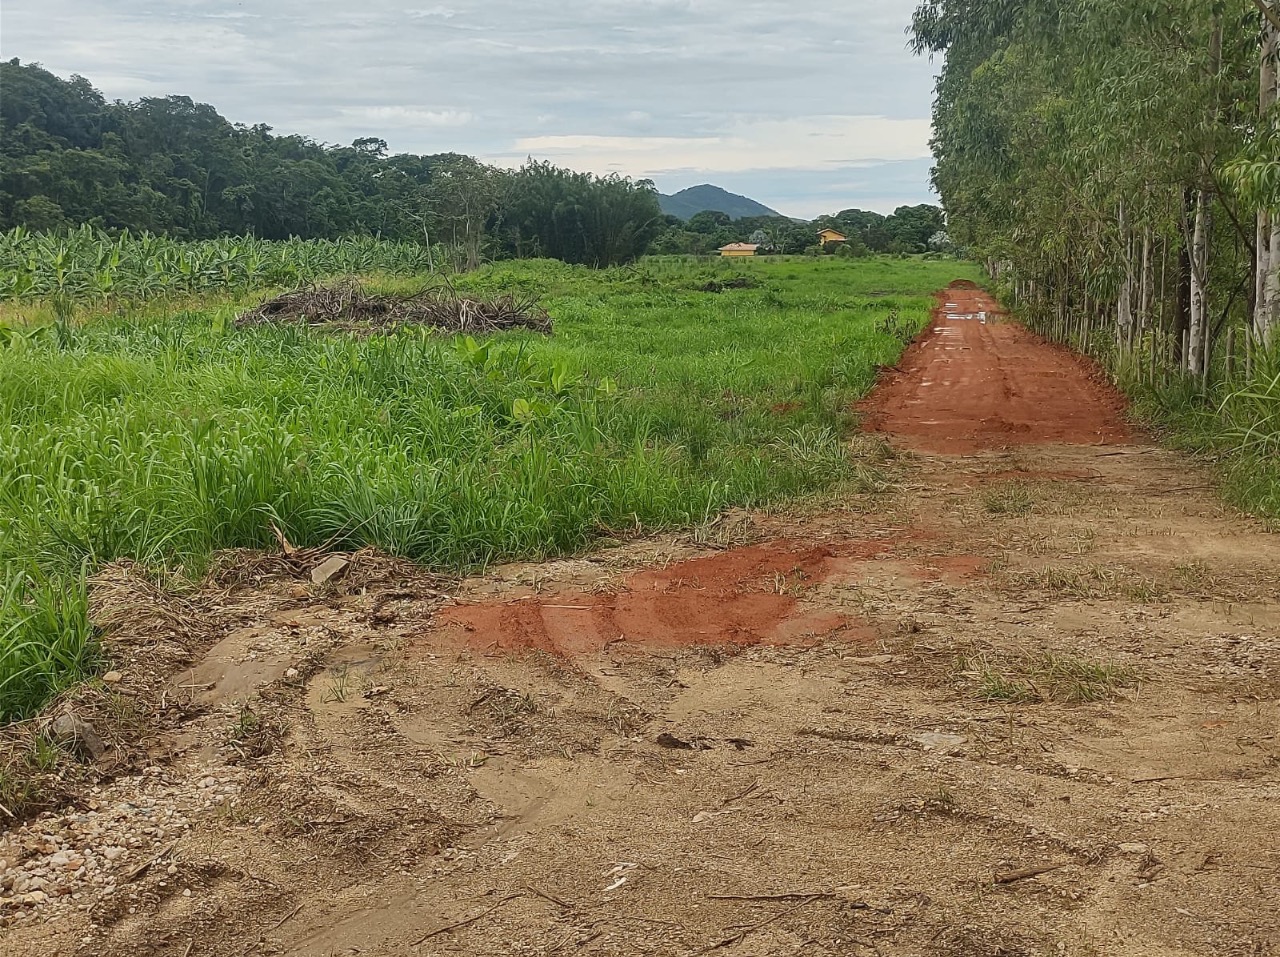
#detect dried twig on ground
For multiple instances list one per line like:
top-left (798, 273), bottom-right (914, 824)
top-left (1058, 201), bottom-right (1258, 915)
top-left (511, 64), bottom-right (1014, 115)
top-left (707, 890), bottom-right (836, 902)
top-left (697, 894), bottom-right (823, 954)
top-left (412, 892), bottom-right (524, 944)
top-left (993, 864), bottom-right (1063, 884)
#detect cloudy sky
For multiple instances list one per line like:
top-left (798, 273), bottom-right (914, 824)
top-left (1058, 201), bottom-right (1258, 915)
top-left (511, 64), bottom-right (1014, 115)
top-left (1, 1), bottom-right (939, 218)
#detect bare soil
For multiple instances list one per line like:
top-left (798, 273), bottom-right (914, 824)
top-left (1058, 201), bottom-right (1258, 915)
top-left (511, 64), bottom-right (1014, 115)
top-left (4, 285), bottom-right (1278, 956)
top-left (859, 284), bottom-right (1131, 452)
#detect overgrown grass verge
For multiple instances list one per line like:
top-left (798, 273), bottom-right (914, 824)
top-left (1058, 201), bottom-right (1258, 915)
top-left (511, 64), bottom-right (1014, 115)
top-left (0, 255), bottom-right (979, 719)
top-left (981, 482), bottom-right (1036, 516)
top-left (1115, 355), bottom-right (1280, 520)
top-left (1011, 302), bottom-right (1280, 522)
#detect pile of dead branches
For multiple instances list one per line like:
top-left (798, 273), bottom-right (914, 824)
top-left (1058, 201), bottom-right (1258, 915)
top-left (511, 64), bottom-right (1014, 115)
top-left (697, 276), bottom-right (758, 293)
top-left (236, 279), bottom-right (552, 334)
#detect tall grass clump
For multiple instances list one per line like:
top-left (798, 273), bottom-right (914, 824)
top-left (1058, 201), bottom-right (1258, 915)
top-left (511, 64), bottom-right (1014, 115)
top-left (1114, 342), bottom-right (1280, 518)
top-left (0, 255), bottom-right (980, 718)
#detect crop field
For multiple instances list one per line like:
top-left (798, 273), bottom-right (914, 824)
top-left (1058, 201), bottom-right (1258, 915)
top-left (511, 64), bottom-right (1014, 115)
top-left (0, 251), bottom-right (978, 719)
top-left (0, 227), bottom-right (436, 311)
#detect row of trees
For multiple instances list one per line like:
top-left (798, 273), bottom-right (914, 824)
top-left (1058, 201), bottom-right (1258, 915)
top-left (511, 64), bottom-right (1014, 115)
top-left (912, 0), bottom-right (1280, 368)
top-left (0, 61), bottom-right (662, 267)
top-left (651, 204), bottom-right (947, 256)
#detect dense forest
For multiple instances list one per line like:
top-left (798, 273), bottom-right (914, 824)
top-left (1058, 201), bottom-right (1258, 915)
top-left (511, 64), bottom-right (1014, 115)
top-left (0, 60), bottom-right (947, 264)
top-left (912, 0), bottom-right (1280, 363)
top-left (0, 60), bottom-right (662, 266)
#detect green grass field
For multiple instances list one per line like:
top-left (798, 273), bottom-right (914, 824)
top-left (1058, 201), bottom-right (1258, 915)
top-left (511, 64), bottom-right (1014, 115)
top-left (0, 255), bottom-right (979, 719)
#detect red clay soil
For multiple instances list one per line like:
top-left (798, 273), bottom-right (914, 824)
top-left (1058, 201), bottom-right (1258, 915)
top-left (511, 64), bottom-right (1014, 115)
top-left (859, 282), bottom-right (1131, 453)
top-left (431, 540), bottom-right (888, 656)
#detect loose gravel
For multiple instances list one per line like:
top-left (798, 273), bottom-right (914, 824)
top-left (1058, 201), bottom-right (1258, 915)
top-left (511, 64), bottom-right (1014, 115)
top-left (0, 765), bottom-right (243, 929)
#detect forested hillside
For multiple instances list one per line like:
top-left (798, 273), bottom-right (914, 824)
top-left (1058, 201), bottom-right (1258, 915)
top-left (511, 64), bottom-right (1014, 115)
top-left (0, 60), bottom-right (662, 266)
top-left (912, 0), bottom-right (1280, 364)
top-left (0, 60), bottom-right (948, 263)
top-left (652, 204), bottom-right (948, 256)
top-left (658, 185), bottom-right (781, 221)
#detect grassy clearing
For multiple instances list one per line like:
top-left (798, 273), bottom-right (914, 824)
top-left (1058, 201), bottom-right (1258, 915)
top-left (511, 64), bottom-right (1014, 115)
top-left (955, 650), bottom-right (1138, 704)
top-left (0, 254), bottom-right (979, 719)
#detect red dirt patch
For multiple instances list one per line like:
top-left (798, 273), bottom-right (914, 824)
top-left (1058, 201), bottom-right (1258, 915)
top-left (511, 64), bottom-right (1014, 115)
top-left (429, 541), bottom-right (886, 655)
top-left (858, 285), bottom-right (1131, 453)
top-left (907, 555), bottom-right (989, 582)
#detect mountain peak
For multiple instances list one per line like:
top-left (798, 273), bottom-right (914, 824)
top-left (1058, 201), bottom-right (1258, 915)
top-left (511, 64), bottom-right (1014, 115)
top-left (658, 184), bottom-right (781, 221)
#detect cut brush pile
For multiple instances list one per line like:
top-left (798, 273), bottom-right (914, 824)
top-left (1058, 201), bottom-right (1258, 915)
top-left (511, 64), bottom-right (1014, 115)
top-left (236, 279), bottom-right (553, 334)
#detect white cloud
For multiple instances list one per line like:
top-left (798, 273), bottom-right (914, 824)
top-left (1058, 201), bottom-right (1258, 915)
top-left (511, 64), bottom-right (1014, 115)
top-left (494, 116), bottom-right (931, 176)
top-left (406, 6), bottom-right (459, 18)
top-left (344, 106), bottom-right (475, 127)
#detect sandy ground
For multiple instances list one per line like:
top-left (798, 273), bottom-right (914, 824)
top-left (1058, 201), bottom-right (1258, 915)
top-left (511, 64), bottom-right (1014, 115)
top-left (3, 284), bottom-right (1278, 956)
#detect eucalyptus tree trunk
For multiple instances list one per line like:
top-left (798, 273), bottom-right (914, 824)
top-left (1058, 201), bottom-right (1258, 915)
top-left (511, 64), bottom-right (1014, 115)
top-left (1139, 227), bottom-right (1153, 331)
top-left (1259, 8), bottom-right (1280, 345)
top-left (1190, 14), bottom-right (1225, 375)
top-left (1174, 199), bottom-right (1192, 365)
top-left (1117, 201), bottom-right (1135, 340)
top-left (1189, 188), bottom-right (1212, 374)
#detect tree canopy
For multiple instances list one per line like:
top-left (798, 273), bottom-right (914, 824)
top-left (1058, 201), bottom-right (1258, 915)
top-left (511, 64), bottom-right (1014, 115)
top-left (912, 0), bottom-right (1280, 359)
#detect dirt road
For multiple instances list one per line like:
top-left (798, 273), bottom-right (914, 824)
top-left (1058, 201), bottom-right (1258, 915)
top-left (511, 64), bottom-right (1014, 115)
top-left (859, 282), bottom-right (1131, 452)
top-left (5, 284), bottom-right (1279, 956)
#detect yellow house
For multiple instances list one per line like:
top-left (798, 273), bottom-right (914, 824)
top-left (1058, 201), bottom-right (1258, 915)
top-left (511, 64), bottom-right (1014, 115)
top-left (718, 242), bottom-right (760, 257)
top-left (817, 228), bottom-right (847, 244)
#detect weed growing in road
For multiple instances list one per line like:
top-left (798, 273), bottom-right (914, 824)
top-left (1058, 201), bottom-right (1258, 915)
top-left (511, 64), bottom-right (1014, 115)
top-left (982, 482), bottom-right (1036, 516)
top-left (321, 667), bottom-right (353, 704)
top-left (1005, 564), bottom-right (1164, 601)
top-left (956, 649), bottom-right (1137, 703)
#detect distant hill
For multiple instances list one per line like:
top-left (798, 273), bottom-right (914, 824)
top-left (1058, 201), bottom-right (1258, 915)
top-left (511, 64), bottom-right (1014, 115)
top-left (658, 184), bottom-right (782, 221)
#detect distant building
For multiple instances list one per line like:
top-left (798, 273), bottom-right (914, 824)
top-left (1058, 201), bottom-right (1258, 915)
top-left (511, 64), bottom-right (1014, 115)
top-left (718, 243), bottom-right (760, 257)
top-left (817, 228), bottom-right (847, 244)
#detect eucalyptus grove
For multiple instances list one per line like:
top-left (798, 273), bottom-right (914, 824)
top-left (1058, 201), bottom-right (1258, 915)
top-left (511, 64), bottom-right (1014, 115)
top-left (913, 0), bottom-right (1280, 369)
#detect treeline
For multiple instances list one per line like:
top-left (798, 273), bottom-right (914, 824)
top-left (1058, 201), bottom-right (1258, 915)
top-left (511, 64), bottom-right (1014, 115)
top-left (652, 205), bottom-right (948, 256)
top-left (1, 60), bottom-right (950, 268)
top-left (0, 60), bottom-right (661, 266)
top-left (912, 0), bottom-right (1280, 366)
